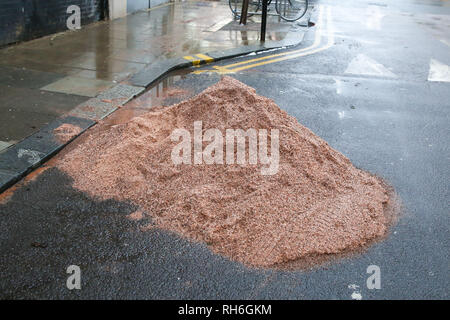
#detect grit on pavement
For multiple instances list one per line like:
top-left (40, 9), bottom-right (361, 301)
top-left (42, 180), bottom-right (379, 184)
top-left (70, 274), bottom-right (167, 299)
top-left (0, 0), bottom-right (449, 299)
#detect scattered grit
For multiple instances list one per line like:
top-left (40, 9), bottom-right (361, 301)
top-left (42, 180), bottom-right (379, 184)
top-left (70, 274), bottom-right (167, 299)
top-left (58, 77), bottom-right (395, 268)
top-left (53, 124), bottom-right (82, 144)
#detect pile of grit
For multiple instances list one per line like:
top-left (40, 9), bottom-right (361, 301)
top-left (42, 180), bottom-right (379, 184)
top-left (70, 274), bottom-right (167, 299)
top-left (58, 77), bottom-right (394, 267)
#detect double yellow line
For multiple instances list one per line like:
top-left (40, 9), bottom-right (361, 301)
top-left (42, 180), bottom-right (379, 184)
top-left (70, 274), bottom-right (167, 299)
top-left (194, 5), bottom-right (333, 74)
top-left (183, 53), bottom-right (215, 66)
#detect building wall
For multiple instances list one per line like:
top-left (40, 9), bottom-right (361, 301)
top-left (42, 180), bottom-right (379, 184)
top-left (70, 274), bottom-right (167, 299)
top-left (150, 0), bottom-right (169, 7)
top-left (0, 0), bottom-right (107, 47)
top-left (110, 0), bottom-right (171, 20)
top-left (0, 0), bottom-right (172, 47)
top-left (127, 0), bottom-right (149, 13)
top-left (108, 0), bottom-right (127, 19)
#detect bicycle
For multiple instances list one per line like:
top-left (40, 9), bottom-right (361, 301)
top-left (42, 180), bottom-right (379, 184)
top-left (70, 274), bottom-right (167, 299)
top-left (229, 0), bottom-right (308, 22)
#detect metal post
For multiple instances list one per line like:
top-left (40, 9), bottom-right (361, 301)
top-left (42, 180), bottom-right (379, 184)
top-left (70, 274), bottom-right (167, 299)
top-left (240, 0), bottom-right (249, 25)
top-left (260, 0), bottom-right (268, 42)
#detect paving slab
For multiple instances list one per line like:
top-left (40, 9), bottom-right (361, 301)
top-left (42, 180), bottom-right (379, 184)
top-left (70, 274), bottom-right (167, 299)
top-left (0, 66), bottom-right (65, 90)
top-left (69, 84), bottom-right (145, 121)
top-left (0, 85), bottom-right (88, 142)
top-left (97, 84), bottom-right (145, 102)
top-left (41, 76), bottom-right (115, 98)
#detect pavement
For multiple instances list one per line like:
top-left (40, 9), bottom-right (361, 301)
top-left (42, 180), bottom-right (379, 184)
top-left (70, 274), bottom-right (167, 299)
top-left (0, 0), bottom-right (312, 192)
top-left (0, 0), bottom-right (449, 299)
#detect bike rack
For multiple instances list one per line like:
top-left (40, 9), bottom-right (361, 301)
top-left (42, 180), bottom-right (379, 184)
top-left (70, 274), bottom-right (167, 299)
top-left (238, 0), bottom-right (271, 41)
top-left (261, 0), bottom-right (268, 42)
top-left (231, 0), bottom-right (309, 34)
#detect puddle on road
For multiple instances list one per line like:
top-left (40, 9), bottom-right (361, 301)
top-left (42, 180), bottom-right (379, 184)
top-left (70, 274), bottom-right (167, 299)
top-left (107, 69), bottom-right (193, 127)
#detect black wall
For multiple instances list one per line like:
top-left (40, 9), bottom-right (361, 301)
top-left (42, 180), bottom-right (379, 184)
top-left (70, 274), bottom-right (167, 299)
top-left (0, 0), bottom-right (108, 47)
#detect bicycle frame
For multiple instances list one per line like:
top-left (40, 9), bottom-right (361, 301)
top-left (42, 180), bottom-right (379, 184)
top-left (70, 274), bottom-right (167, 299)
top-left (229, 0), bottom-right (308, 22)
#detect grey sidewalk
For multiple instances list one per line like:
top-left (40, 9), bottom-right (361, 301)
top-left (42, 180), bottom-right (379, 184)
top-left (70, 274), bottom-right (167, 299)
top-left (0, 0), bottom-right (312, 192)
top-left (0, 0), bottom-right (310, 149)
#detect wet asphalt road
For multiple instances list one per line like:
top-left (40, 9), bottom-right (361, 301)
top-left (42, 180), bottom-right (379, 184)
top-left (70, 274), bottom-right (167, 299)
top-left (1, 0), bottom-right (449, 299)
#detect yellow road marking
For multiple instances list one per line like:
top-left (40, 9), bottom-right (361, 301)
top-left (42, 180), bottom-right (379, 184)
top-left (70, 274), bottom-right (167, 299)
top-left (195, 54), bottom-right (214, 63)
top-left (183, 55), bottom-right (201, 65)
top-left (230, 6), bottom-right (333, 72)
top-left (224, 5), bottom-right (325, 70)
top-left (192, 5), bottom-right (334, 74)
top-left (212, 65), bottom-right (234, 74)
top-left (184, 54), bottom-right (215, 65)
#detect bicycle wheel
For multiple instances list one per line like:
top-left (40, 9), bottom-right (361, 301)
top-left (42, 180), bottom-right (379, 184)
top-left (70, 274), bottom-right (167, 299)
top-left (275, 0), bottom-right (308, 22)
top-left (229, 0), bottom-right (261, 18)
